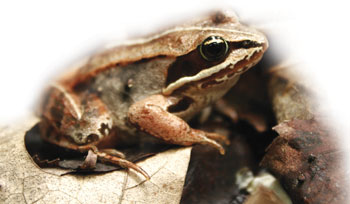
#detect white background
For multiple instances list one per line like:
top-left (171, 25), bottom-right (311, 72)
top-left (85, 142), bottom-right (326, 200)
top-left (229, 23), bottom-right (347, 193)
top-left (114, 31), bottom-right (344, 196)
top-left (1, 0), bottom-right (349, 173)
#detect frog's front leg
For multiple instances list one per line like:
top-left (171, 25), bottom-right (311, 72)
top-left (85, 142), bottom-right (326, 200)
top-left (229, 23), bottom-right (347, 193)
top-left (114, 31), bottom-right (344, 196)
top-left (128, 94), bottom-right (229, 155)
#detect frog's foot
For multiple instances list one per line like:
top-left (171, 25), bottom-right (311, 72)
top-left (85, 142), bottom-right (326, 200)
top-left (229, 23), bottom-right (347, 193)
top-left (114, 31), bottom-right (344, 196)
top-left (188, 129), bottom-right (227, 155)
top-left (99, 148), bottom-right (126, 158)
top-left (90, 146), bottom-right (150, 180)
top-left (204, 132), bottom-right (230, 146)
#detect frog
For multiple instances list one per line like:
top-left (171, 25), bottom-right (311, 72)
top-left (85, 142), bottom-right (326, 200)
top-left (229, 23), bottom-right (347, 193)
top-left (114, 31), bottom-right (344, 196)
top-left (38, 10), bottom-right (268, 179)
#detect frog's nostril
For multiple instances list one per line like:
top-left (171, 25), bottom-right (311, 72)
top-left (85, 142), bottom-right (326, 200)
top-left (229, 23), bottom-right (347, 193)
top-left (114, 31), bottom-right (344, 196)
top-left (86, 134), bottom-right (99, 143)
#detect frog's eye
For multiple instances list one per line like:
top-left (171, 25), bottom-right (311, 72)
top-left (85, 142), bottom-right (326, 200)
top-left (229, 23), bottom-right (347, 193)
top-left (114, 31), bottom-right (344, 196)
top-left (199, 36), bottom-right (229, 61)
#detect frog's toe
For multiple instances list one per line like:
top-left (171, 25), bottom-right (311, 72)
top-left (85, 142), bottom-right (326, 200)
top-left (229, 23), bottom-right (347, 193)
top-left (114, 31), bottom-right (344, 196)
top-left (205, 132), bottom-right (230, 145)
top-left (92, 148), bottom-right (150, 180)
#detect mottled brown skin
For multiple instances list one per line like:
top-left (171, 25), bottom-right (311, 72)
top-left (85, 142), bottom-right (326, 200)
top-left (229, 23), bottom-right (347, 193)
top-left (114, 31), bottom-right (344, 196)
top-left (39, 11), bottom-right (268, 179)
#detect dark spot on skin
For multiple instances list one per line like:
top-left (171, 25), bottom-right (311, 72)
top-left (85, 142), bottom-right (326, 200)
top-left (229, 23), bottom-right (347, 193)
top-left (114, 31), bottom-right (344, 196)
top-left (168, 96), bottom-right (194, 113)
top-left (212, 11), bottom-right (228, 24)
top-left (55, 121), bottom-right (61, 129)
top-left (122, 78), bottom-right (133, 101)
top-left (308, 154), bottom-right (316, 163)
top-left (86, 134), bottom-right (99, 143)
top-left (73, 81), bottom-right (89, 92)
top-left (98, 123), bottom-right (110, 136)
top-left (75, 133), bottom-right (83, 141)
top-left (296, 174), bottom-right (306, 187)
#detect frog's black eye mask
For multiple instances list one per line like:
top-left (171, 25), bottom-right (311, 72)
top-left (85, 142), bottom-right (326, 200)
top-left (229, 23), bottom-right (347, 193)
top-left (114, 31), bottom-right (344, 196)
top-left (165, 35), bottom-right (262, 86)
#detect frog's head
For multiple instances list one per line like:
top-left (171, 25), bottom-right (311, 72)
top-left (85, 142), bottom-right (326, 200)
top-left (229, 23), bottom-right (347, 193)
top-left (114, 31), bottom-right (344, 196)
top-left (161, 11), bottom-right (268, 110)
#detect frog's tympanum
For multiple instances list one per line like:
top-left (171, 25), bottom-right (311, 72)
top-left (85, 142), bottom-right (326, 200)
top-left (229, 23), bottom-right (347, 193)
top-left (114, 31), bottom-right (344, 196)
top-left (39, 11), bottom-right (268, 179)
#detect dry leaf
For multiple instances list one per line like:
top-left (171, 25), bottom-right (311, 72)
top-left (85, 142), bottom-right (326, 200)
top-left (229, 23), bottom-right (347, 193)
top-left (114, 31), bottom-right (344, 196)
top-left (268, 62), bottom-right (319, 123)
top-left (261, 119), bottom-right (349, 204)
top-left (24, 123), bottom-right (173, 174)
top-left (266, 61), bottom-right (349, 203)
top-left (0, 116), bottom-right (191, 204)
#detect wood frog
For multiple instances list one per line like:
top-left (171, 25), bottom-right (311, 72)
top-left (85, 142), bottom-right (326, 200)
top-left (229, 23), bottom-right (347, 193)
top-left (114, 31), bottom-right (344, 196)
top-left (38, 11), bottom-right (268, 179)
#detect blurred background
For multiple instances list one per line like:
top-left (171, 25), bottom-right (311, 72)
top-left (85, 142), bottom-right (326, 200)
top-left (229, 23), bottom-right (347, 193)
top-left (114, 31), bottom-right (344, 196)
top-left (1, 0), bottom-right (349, 169)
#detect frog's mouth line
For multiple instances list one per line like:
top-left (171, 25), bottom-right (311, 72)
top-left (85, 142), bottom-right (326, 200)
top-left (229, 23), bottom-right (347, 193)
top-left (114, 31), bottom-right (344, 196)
top-left (200, 48), bottom-right (265, 89)
top-left (163, 47), bottom-right (265, 95)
